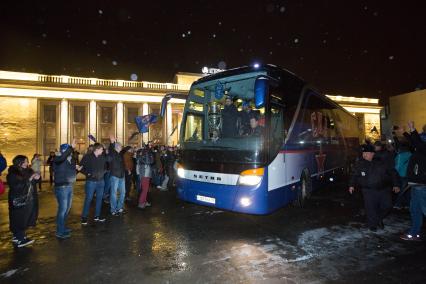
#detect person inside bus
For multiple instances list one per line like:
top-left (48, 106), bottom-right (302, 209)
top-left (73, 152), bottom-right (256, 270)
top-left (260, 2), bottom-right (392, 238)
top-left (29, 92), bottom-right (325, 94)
top-left (221, 96), bottom-right (239, 138)
top-left (238, 101), bottom-right (253, 136)
top-left (249, 112), bottom-right (264, 136)
top-left (211, 129), bottom-right (220, 142)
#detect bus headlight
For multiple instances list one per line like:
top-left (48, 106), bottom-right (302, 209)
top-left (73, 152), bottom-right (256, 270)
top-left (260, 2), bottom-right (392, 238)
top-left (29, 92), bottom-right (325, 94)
top-left (177, 164), bottom-right (185, 178)
top-left (238, 168), bottom-right (264, 186)
top-left (240, 197), bottom-right (252, 207)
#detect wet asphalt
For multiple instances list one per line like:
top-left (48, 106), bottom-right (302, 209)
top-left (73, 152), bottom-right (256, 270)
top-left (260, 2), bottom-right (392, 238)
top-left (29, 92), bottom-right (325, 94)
top-left (0, 180), bottom-right (425, 284)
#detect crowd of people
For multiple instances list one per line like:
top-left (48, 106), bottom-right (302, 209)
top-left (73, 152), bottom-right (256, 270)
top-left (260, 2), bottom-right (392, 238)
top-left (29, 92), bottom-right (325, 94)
top-left (1, 120), bottom-right (425, 248)
top-left (1, 136), bottom-right (178, 247)
top-left (349, 121), bottom-right (426, 241)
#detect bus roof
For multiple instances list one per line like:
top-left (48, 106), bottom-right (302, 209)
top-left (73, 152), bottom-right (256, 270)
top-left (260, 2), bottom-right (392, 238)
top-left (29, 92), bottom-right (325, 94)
top-left (194, 64), bottom-right (306, 85)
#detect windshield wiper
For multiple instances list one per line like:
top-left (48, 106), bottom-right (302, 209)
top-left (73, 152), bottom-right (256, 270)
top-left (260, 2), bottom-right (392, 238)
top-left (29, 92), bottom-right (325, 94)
top-left (200, 145), bottom-right (237, 150)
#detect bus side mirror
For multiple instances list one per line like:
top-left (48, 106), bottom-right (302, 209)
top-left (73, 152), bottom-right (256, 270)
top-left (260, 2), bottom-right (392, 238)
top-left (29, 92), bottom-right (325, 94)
top-left (254, 77), bottom-right (268, 109)
top-left (160, 93), bottom-right (188, 117)
top-left (160, 95), bottom-right (172, 117)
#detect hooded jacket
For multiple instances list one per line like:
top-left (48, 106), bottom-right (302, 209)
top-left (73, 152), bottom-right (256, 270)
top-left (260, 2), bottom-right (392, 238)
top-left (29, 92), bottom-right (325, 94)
top-left (53, 147), bottom-right (77, 186)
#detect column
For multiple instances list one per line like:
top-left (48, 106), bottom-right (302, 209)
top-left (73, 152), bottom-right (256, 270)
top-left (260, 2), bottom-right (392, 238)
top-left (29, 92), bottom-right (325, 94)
top-left (142, 103), bottom-right (149, 144)
top-left (89, 100), bottom-right (97, 140)
top-left (177, 112), bottom-right (182, 143)
top-left (60, 99), bottom-right (68, 144)
top-left (116, 102), bottom-right (124, 144)
top-left (166, 102), bottom-right (173, 146)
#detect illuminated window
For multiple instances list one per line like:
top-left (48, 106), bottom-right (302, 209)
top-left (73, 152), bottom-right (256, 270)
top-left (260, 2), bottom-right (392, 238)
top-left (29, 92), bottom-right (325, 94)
top-left (70, 103), bottom-right (88, 154)
top-left (40, 102), bottom-right (59, 156)
top-left (126, 106), bottom-right (140, 147)
top-left (97, 104), bottom-right (115, 146)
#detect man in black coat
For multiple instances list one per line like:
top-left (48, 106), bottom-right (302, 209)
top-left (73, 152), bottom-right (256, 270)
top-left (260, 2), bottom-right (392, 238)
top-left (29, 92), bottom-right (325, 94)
top-left (80, 143), bottom-right (107, 225)
top-left (221, 96), bottom-right (239, 138)
top-left (349, 144), bottom-right (400, 231)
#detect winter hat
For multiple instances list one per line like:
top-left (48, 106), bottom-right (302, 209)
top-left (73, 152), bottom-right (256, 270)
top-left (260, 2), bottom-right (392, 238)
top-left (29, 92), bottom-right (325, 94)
top-left (361, 144), bottom-right (375, 153)
top-left (60, 144), bottom-right (70, 153)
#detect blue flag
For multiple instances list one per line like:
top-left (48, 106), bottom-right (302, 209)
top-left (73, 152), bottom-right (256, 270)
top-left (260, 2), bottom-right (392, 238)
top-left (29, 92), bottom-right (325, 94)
top-left (135, 114), bottom-right (158, 133)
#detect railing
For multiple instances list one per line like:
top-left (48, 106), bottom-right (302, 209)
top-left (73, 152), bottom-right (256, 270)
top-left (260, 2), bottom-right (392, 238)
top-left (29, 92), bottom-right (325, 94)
top-left (37, 75), bottom-right (190, 91)
top-left (0, 70), bottom-right (191, 91)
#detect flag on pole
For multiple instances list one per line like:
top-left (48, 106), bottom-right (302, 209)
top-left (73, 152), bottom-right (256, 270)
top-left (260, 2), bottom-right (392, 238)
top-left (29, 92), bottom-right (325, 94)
top-left (169, 125), bottom-right (178, 137)
top-left (88, 134), bottom-right (97, 143)
top-left (129, 131), bottom-right (140, 140)
top-left (135, 114), bottom-right (158, 133)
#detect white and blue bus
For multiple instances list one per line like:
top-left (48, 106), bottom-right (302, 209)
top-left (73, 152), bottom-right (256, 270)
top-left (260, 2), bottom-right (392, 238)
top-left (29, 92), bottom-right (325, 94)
top-left (162, 64), bottom-right (359, 214)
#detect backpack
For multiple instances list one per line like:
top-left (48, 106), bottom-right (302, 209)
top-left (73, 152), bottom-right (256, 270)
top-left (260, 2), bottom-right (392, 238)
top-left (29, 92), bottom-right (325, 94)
top-left (407, 151), bottom-right (426, 184)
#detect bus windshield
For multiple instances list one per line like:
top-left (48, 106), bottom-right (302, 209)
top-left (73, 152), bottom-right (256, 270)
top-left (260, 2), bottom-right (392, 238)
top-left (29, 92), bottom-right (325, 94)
top-left (181, 73), bottom-right (267, 164)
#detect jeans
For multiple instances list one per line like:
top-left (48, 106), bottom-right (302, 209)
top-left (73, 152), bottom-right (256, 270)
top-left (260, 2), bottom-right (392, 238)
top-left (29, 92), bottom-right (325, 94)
top-left (103, 172), bottom-right (111, 199)
top-left (55, 185), bottom-right (73, 234)
top-left (110, 176), bottom-right (125, 213)
top-left (82, 180), bottom-right (105, 218)
top-left (160, 174), bottom-right (170, 189)
top-left (135, 174), bottom-right (141, 194)
top-left (409, 185), bottom-right (426, 235)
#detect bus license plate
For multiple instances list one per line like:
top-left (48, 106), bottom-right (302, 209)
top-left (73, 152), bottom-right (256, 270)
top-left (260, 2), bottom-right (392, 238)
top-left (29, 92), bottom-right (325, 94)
top-left (196, 195), bottom-right (216, 204)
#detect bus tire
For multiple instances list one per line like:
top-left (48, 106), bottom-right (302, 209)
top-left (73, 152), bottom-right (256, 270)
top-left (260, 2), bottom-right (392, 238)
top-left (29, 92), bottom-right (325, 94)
top-left (294, 172), bottom-right (312, 208)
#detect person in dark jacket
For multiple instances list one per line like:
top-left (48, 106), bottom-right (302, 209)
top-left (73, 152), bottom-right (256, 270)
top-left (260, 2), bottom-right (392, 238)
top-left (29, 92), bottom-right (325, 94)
top-left (108, 136), bottom-right (126, 215)
top-left (221, 96), bottom-right (239, 138)
top-left (123, 146), bottom-right (134, 201)
top-left (400, 121), bottom-right (426, 241)
top-left (80, 143), bottom-right (107, 225)
top-left (349, 144), bottom-right (400, 231)
top-left (373, 141), bottom-right (395, 167)
top-left (53, 140), bottom-right (81, 239)
top-left (7, 155), bottom-right (40, 247)
top-left (248, 113), bottom-right (264, 136)
top-left (46, 151), bottom-right (56, 185)
top-left (238, 101), bottom-right (253, 136)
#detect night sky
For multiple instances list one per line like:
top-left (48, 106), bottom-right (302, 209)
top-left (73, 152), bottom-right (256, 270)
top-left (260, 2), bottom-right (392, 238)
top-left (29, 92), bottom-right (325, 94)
top-left (1, 0), bottom-right (425, 100)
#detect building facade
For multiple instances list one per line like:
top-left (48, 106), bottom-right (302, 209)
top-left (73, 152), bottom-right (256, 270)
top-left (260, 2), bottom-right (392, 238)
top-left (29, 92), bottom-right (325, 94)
top-left (0, 70), bottom-right (201, 167)
top-left (381, 89), bottom-right (426, 137)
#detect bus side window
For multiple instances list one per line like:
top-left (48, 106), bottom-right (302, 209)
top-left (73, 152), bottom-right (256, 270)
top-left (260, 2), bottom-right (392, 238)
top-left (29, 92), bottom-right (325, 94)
top-left (270, 105), bottom-right (284, 156)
